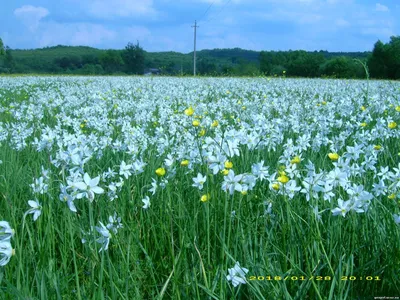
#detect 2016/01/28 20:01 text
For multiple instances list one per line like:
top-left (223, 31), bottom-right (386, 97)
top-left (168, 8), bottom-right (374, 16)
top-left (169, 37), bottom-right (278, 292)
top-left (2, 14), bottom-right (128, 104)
top-left (248, 276), bottom-right (382, 281)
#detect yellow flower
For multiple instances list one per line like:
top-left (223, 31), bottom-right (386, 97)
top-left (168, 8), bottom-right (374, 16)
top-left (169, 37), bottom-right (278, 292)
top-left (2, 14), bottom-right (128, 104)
top-left (224, 161), bottom-right (233, 169)
top-left (200, 194), bottom-right (210, 202)
top-left (241, 106), bottom-right (246, 110)
top-left (361, 106), bottom-right (366, 111)
top-left (271, 183), bottom-right (280, 190)
top-left (180, 160), bottom-right (189, 167)
top-left (221, 169), bottom-right (229, 175)
top-left (184, 106), bottom-right (194, 116)
top-left (388, 122), bottom-right (397, 129)
top-left (277, 175), bottom-right (289, 184)
top-left (199, 128), bottom-right (206, 136)
top-left (388, 194), bottom-right (396, 200)
top-left (241, 190), bottom-right (248, 195)
top-left (321, 101), bottom-right (327, 105)
top-left (192, 120), bottom-right (200, 127)
top-left (278, 167), bottom-right (286, 176)
top-left (290, 156), bottom-right (301, 164)
top-left (155, 168), bottom-right (166, 177)
top-left (360, 122), bottom-right (367, 127)
top-left (328, 153), bottom-right (339, 161)
top-left (211, 120), bottom-right (219, 127)
top-left (374, 145), bottom-right (382, 150)
top-left (396, 106), bottom-right (400, 112)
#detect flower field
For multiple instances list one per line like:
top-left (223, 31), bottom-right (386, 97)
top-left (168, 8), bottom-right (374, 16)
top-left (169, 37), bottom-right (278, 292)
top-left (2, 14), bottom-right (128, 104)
top-left (0, 76), bottom-right (399, 299)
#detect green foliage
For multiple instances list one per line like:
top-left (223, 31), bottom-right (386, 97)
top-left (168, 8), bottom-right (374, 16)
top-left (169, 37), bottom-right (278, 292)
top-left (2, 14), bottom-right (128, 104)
top-left (0, 38), bottom-right (5, 56)
top-left (320, 57), bottom-right (364, 78)
top-left (368, 36), bottom-right (400, 79)
top-left (122, 42), bottom-right (145, 75)
top-left (1, 35), bottom-right (399, 79)
top-left (260, 50), bottom-right (367, 78)
top-left (99, 50), bottom-right (124, 74)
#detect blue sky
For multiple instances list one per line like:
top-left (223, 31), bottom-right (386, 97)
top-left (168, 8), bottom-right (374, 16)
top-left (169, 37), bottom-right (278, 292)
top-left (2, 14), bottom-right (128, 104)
top-left (0, 0), bottom-right (398, 53)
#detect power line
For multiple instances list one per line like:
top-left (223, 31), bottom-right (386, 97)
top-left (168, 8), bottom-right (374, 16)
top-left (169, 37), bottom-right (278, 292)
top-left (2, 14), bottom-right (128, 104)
top-left (198, 1), bottom-right (215, 23)
top-left (201, 0), bottom-right (232, 25)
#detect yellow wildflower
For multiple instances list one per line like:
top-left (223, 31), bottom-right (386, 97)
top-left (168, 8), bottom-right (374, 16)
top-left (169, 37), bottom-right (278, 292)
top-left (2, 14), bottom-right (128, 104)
top-left (271, 183), bottom-right (280, 190)
top-left (290, 156), bottom-right (301, 164)
top-left (192, 120), bottom-right (200, 127)
top-left (328, 153), bottom-right (339, 161)
top-left (155, 168), bottom-right (166, 177)
top-left (201, 194), bottom-right (210, 202)
top-left (224, 161), bottom-right (233, 169)
top-left (180, 160), bottom-right (189, 167)
top-left (211, 120), bottom-right (219, 127)
top-left (277, 175), bottom-right (289, 184)
top-left (221, 169), bottom-right (229, 176)
top-left (184, 106), bottom-right (194, 116)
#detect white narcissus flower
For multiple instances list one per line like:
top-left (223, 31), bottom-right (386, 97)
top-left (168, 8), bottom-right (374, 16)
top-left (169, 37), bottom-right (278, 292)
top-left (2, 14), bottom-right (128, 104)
top-left (331, 198), bottom-right (351, 217)
top-left (95, 221), bottom-right (111, 252)
top-left (226, 262), bottom-right (249, 287)
top-left (0, 221), bottom-right (14, 241)
top-left (0, 241), bottom-right (14, 266)
top-left (25, 200), bottom-right (42, 221)
top-left (142, 196), bottom-right (150, 209)
top-left (192, 173), bottom-right (207, 190)
top-left (75, 173), bottom-right (104, 202)
top-left (106, 213), bottom-right (123, 234)
top-left (59, 184), bottom-right (77, 213)
top-left (119, 161), bottom-right (132, 179)
top-left (222, 170), bottom-right (243, 195)
top-left (394, 214), bottom-right (400, 225)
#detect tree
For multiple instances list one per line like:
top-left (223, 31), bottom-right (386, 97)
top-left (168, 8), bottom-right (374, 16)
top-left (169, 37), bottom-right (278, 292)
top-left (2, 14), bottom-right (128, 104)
top-left (4, 46), bottom-right (15, 71)
top-left (122, 42), bottom-right (145, 75)
top-left (368, 36), bottom-right (400, 79)
top-left (0, 38), bottom-right (5, 56)
top-left (368, 40), bottom-right (388, 78)
top-left (99, 50), bottom-right (124, 74)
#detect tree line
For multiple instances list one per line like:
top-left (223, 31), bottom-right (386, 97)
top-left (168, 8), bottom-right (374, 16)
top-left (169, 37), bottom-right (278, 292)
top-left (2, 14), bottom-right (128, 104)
top-left (0, 36), bottom-right (399, 79)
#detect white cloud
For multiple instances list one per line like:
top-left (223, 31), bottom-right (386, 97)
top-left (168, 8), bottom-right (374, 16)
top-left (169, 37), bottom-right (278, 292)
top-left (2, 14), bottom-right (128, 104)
top-left (375, 3), bottom-right (389, 12)
top-left (253, 10), bottom-right (323, 24)
top-left (87, 0), bottom-right (156, 18)
top-left (361, 27), bottom-right (393, 38)
top-left (121, 26), bottom-right (152, 44)
top-left (14, 5), bottom-right (49, 32)
top-left (39, 22), bottom-right (117, 47)
top-left (335, 18), bottom-right (350, 27)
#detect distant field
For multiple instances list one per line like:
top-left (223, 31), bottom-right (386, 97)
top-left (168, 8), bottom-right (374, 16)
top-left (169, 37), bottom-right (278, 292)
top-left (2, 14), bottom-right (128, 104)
top-left (0, 76), bottom-right (399, 299)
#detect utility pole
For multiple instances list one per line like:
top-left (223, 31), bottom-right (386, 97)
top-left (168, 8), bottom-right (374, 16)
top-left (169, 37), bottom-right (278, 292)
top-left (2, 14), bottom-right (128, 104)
top-left (192, 20), bottom-right (199, 76)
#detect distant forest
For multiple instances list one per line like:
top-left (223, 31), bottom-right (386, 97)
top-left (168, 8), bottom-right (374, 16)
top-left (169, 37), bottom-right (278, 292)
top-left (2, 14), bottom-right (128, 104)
top-left (0, 36), bottom-right (399, 79)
